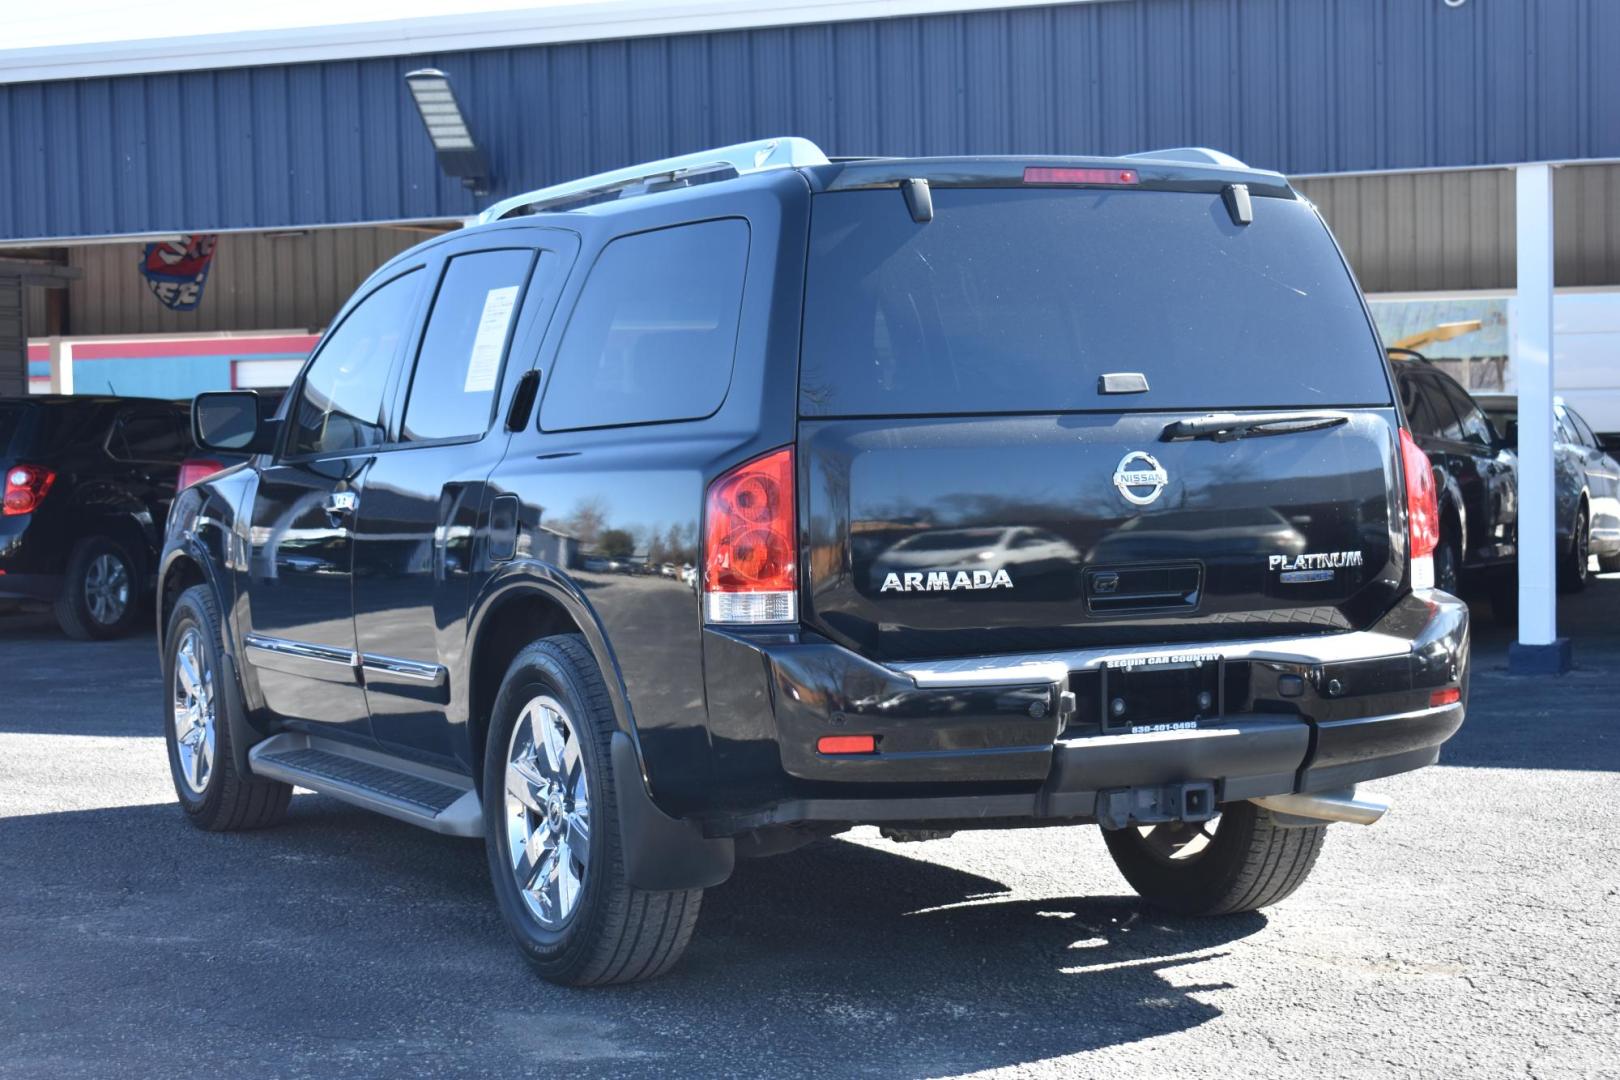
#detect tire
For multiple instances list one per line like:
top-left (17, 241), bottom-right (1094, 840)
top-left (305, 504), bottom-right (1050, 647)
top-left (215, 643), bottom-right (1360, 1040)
top-left (1102, 801), bottom-right (1326, 916)
top-left (1600, 552), bottom-right (1620, 574)
top-left (162, 584), bottom-right (291, 831)
top-left (483, 634), bottom-right (702, 986)
top-left (1557, 506), bottom-right (1590, 593)
top-left (1434, 528), bottom-right (1461, 596)
top-left (55, 536), bottom-right (143, 640)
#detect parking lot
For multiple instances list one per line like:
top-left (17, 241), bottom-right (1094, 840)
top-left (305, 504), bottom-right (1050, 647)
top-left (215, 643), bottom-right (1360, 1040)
top-left (1, 583), bottom-right (1616, 1080)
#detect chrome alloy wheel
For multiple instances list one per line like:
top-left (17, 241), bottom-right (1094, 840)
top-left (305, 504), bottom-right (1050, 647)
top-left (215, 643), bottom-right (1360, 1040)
top-left (504, 695), bottom-right (592, 929)
top-left (171, 626), bottom-right (217, 795)
top-left (84, 552), bottom-right (130, 625)
top-left (1137, 813), bottom-right (1221, 863)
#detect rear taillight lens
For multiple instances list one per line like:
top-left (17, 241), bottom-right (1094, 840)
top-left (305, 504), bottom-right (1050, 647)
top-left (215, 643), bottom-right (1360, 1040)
top-left (703, 447), bottom-right (797, 624)
top-left (3, 465), bottom-right (56, 516)
top-left (178, 458), bottom-right (225, 490)
top-left (1400, 428), bottom-right (1440, 589)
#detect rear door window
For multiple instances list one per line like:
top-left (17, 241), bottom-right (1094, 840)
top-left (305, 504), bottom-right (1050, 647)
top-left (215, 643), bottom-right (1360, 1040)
top-left (1399, 374), bottom-right (1445, 438)
top-left (402, 249), bottom-right (537, 442)
top-left (1436, 376), bottom-right (1492, 447)
top-left (110, 407), bottom-right (189, 462)
top-left (800, 187), bottom-right (1391, 416)
top-left (540, 219), bottom-right (749, 432)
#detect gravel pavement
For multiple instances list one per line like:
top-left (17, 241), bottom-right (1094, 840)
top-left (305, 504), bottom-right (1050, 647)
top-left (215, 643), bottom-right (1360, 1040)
top-left (1, 582), bottom-right (1616, 1079)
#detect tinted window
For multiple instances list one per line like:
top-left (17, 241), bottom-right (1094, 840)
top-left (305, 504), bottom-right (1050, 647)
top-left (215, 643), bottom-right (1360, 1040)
top-left (1564, 405), bottom-right (1599, 448)
top-left (111, 407), bottom-right (188, 462)
top-left (1400, 374), bottom-right (1446, 438)
top-left (0, 405), bottom-right (25, 455)
top-left (286, 270), bottom-right (422, 457)
top-left (1436, 376), bottom-right (1490, 446)
top-left (800, 188), bottom-right (1390, 416)
top-left (541, 220), bottom-right (749, 431)
top-left (402, 249), bottom-right (537, 442)
top-left (1553, 407), bottom-right (1576, 445)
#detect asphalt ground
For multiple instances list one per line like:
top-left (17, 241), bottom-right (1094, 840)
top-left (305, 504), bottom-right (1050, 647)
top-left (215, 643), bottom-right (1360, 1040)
top-left (1, 578), bottom-right (1617, 1079)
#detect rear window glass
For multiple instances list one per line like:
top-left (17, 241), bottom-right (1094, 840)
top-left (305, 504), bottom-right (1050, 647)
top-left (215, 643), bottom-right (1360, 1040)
top-left (540, 219), bottom-right (749, 432)
top-left (0, 406), bottom-right (25, 454)
top-left (800, 187), bottom-right (1391, 416)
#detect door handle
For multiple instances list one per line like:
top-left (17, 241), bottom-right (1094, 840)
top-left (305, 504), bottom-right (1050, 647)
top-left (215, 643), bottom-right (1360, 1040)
top-left (324, 490), bottom-right (359, 519)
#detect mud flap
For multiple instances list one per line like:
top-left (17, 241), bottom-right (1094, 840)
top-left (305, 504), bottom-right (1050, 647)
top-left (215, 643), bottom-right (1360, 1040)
top-left (611, 732), bottom-right (735, 891)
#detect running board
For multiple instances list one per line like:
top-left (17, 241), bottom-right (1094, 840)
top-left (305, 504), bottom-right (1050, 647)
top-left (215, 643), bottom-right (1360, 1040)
top-left (248, 733), bottom-right (484, 838)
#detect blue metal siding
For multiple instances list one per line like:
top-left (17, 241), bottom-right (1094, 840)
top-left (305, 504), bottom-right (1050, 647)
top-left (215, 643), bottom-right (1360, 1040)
top-left (2, 0), bottom-right (1616, 240)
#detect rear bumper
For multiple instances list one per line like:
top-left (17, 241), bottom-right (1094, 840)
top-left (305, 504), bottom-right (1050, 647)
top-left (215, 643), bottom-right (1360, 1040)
top-left (0, 572), bottom-right (61, 603)
top-left (699, 590), bottom-right (1468, 831)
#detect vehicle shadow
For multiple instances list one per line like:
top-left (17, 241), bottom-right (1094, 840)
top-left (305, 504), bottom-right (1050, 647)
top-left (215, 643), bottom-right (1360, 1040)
top-left (0, 796), bottom-right (1261, 1077)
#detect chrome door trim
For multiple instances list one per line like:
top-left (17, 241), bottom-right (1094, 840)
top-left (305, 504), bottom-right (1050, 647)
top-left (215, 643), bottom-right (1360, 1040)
top-left (360, 652), bottom-right (447, 685)
top-left (244, 633), bottom-right (359, 668)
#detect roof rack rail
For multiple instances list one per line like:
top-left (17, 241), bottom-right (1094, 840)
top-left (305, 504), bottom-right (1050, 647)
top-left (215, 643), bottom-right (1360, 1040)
top-left (476, 136), bottom-right (830, 223)
top-left (1122, 147), bottom-right (1251, 169)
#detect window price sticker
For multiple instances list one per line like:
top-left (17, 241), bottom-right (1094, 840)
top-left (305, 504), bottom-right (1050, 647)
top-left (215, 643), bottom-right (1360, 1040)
top-left (464, 285), bottom-right (521, 393)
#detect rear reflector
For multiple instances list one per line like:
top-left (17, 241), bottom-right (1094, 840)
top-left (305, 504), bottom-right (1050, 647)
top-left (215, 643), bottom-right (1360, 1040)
top-left (704, 447), bottom-right (797, 625)
top-left (3, 465), bottom-right (56, 516)
top-left (178, 458), bottom-right (226, 491)
top-left (817, 735), bottom-right (876, 755)
top-left (1023, 166), bottom-right (1139, 186)
top-left (1400, 428), bottom-right (1440, 590)
top-left (1430, 687), bottom-right (1461, 707)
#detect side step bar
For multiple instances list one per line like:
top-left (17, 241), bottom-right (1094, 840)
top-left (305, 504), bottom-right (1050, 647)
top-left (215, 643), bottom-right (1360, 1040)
top-left (248, 733), bottom-right (484, 838)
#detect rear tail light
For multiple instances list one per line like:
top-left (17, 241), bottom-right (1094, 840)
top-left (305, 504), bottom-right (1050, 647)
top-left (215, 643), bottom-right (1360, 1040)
top-left (178, 458), bottom-right (225, 490)
top-left (703, 447), bottom-right (797, 624)
top-left (3, 465), bottom-right (56, 516)
top-left (1400, 428), bottom-right (1440, 589)
top-left (1430, 687), bottom-right (1461, 707)
top-left (1023, 166), bottom-right (1139, 186)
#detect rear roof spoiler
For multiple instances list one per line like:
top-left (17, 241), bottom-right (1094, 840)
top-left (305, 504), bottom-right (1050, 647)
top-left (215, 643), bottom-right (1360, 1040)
top-left (805, 155), bottom-right (1292, 198)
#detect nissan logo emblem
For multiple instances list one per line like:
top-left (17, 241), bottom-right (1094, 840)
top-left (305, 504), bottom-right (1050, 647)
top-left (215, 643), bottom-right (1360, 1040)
top-left (1113, 451), bottom-right (1168, 506)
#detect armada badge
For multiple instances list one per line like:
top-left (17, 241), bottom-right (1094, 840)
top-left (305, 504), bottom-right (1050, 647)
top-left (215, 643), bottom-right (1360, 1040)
top-left (1113, 451), bottom-right (1168, 506)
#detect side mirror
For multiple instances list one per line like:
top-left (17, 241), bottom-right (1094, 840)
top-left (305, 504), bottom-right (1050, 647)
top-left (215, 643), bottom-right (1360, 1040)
top-left (192, 391), bottom-right (277, 454)
top-left (1503, 419), bottom-right (1518, 451)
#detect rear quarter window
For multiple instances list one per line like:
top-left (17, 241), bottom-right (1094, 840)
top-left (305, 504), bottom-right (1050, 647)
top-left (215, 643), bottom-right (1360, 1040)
top-left (800, 187), bottom-right (1391, 416)
top-left (540, 219), bottom-right (749, 432)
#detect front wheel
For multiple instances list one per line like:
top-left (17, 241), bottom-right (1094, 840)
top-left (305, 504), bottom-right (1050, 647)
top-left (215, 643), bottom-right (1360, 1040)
top-left (163, 585), bottom-right (291, 831)
top-left (483, 635), bottom-right (702, 986)
top-left (1102, 801), bottom-right (1326, 915)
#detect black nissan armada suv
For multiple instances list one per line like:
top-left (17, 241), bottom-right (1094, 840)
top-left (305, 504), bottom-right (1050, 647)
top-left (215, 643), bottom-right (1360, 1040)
top-left (159, 138), bottom-right (1469, 986)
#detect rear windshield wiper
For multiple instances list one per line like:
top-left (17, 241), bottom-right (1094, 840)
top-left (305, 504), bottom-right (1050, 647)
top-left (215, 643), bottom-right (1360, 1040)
top-left (1162, 411), bottom-right (1350, 443)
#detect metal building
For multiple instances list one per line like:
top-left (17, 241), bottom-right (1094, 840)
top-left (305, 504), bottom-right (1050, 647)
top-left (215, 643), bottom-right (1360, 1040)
top-left (0, 0), bottom-right (1614, 667)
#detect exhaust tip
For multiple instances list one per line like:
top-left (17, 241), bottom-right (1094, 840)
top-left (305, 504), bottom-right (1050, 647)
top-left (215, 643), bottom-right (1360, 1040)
top-left (1250, 787), bottom-right (1388, 826)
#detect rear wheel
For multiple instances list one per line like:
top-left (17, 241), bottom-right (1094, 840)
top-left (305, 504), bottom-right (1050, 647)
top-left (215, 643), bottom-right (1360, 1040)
top-left (1102, 801), bottom-right (1326, 915)
top-left (1558, 506), bottom-right (1590, 593)
top-left (55, 536), bottom-right (142, 640)
top-left (483, 635), bottom-right (702, 985)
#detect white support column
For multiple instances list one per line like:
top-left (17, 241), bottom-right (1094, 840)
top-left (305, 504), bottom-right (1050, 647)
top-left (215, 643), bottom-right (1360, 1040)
top-left (1512, 163), bottom-right (1566, 672)
top-left (46, 336), bottom-right (72, 395)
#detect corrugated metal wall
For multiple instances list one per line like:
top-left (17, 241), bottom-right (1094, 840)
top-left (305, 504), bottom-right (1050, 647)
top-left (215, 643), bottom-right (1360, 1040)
top-left (2, 0), bottom-right (1617, 240)
top-left (24, 226), bottom-right (424, 335)
top-left (1298, 163), bottom-right (1620, 294)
